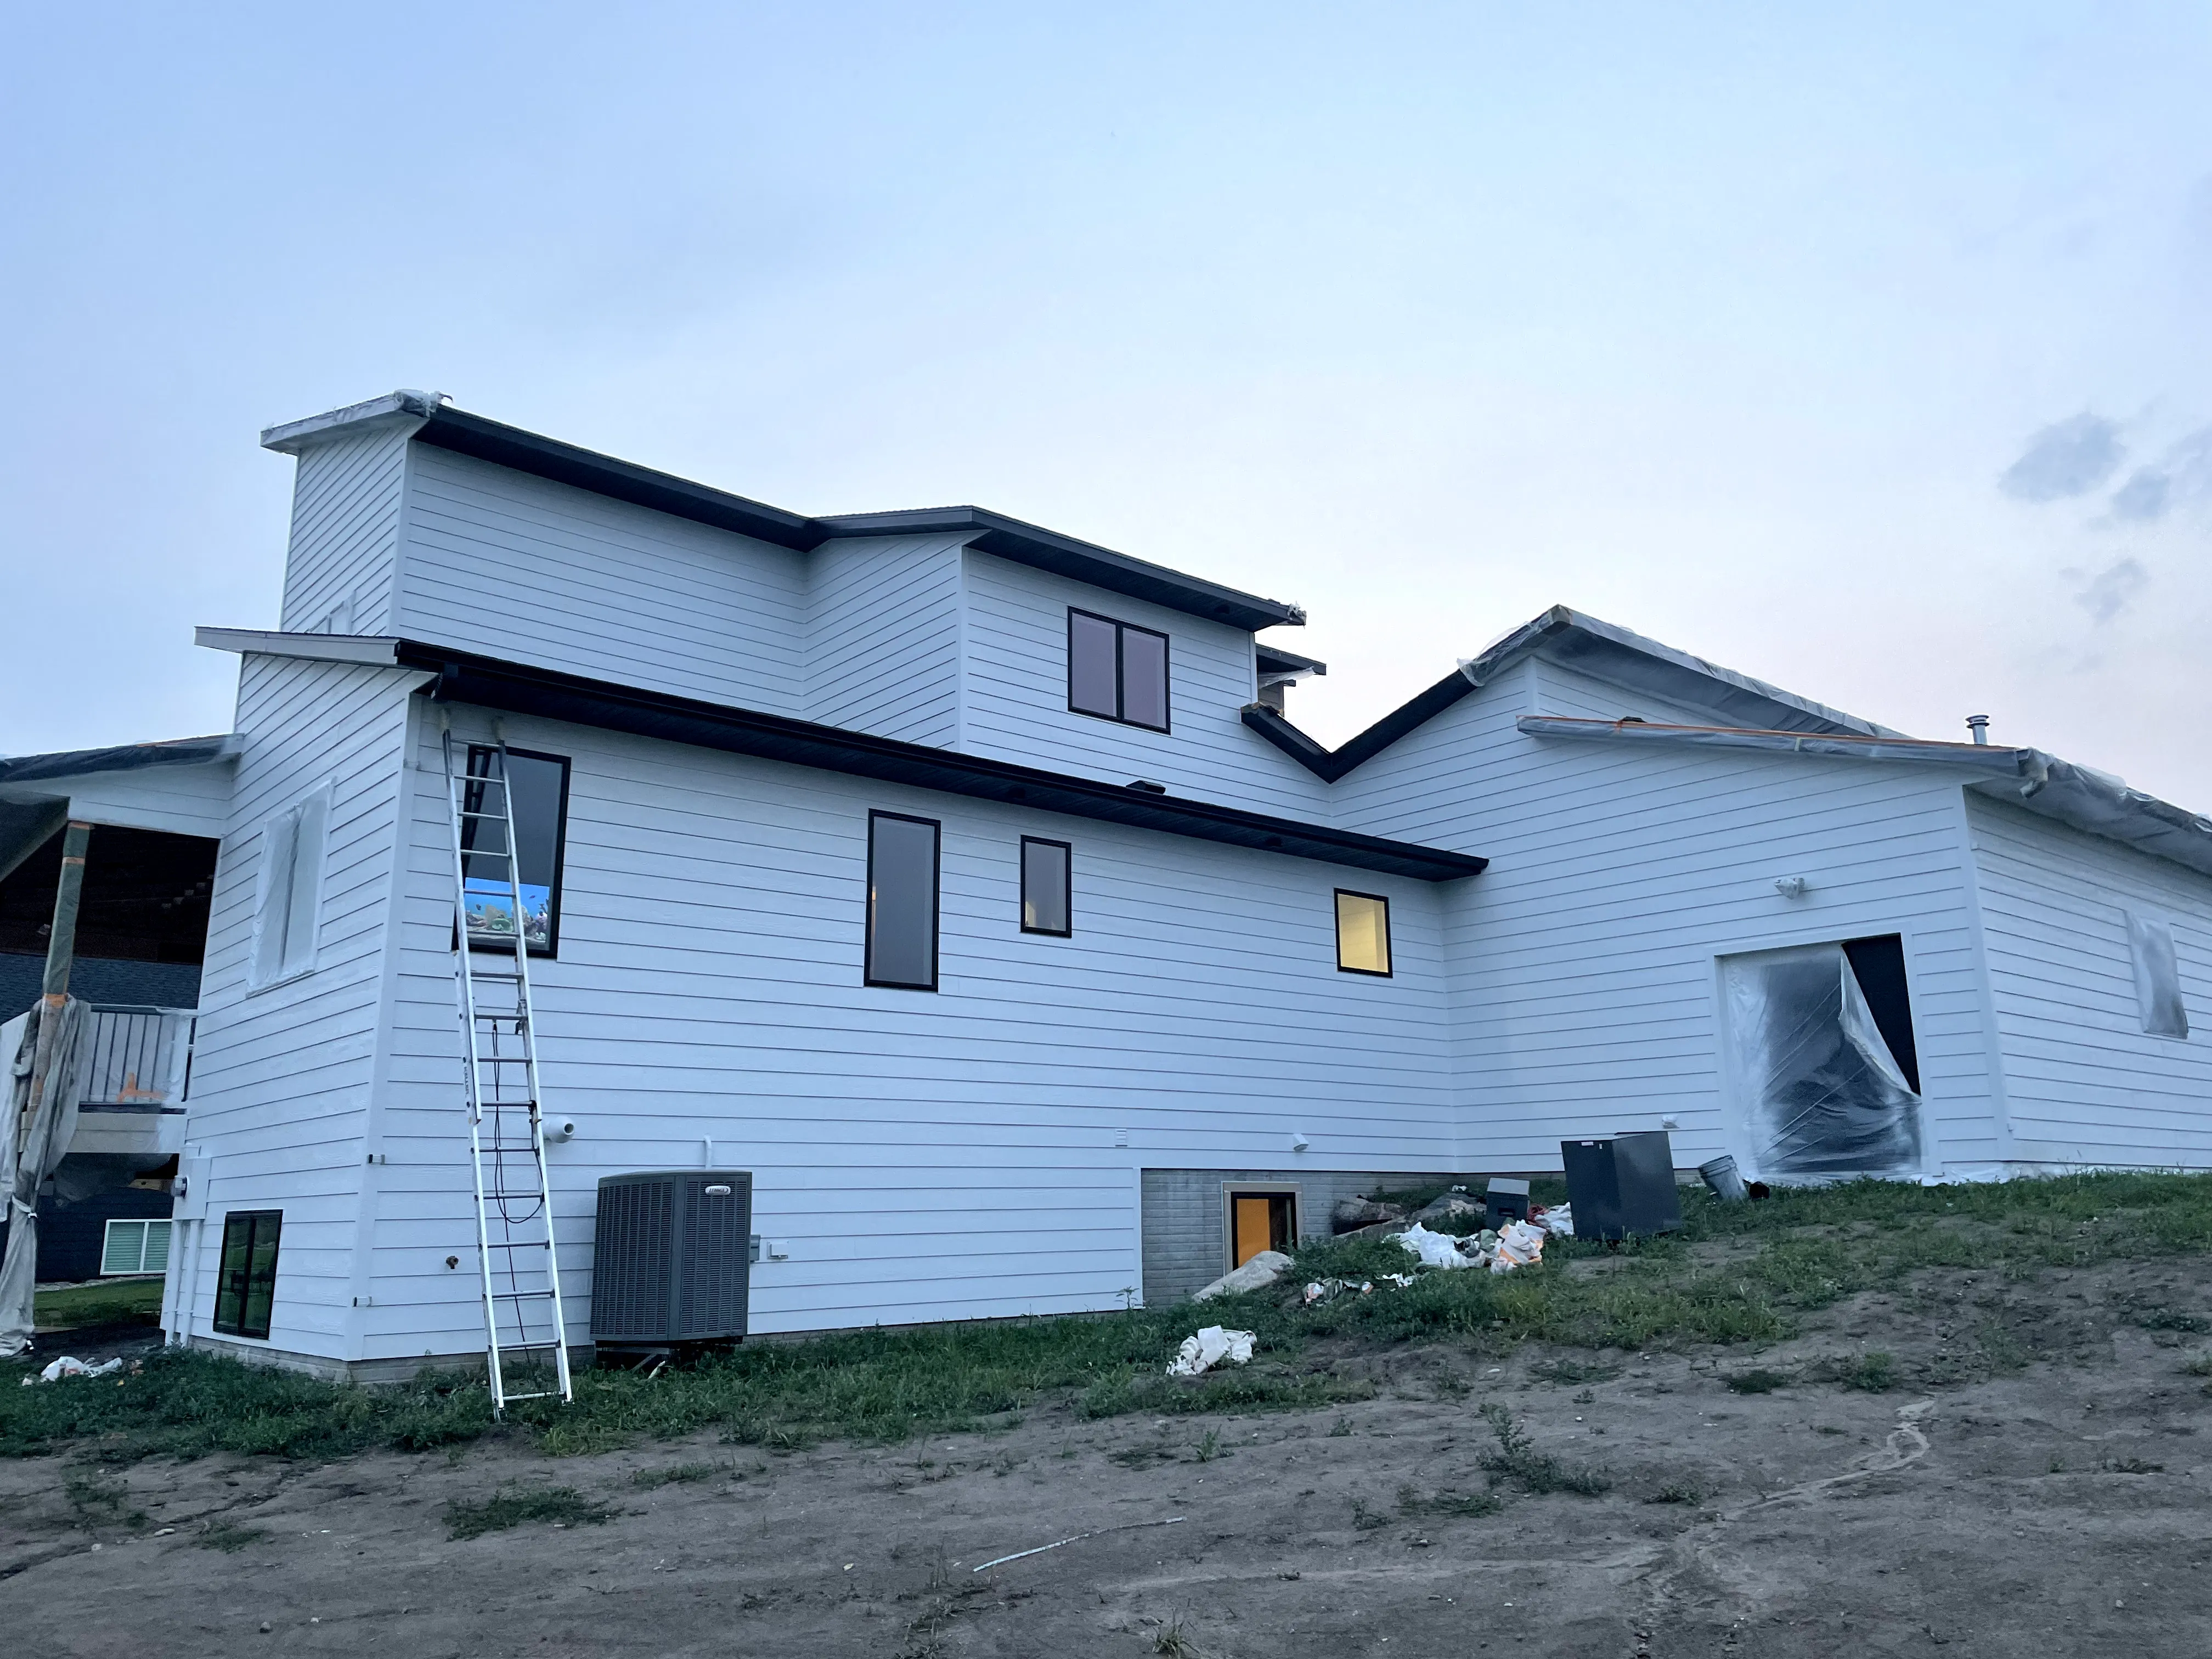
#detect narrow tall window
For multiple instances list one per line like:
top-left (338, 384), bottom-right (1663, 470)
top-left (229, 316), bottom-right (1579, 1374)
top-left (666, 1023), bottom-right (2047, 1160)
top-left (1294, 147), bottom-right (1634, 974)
top-left (213, 1210), bottom-right (283, 1340)
top-left (866, 811), bottom-right (940, 990)
top-left (251, 789), bottom-right (329, 986)
top-left (462, 746), bottom-right (570, 953)
top-left (1067, 608), bottom-right (1170, 731)
top-left (1020, 837), bottom-right (1072, 936)
top-left (1335, 890), bottom-right (1392, 977)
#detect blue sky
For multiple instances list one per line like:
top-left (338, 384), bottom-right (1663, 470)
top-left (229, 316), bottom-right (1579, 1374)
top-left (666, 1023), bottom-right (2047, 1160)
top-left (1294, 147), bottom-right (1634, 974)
top-left (6, 4), bottom-right (2209, 803)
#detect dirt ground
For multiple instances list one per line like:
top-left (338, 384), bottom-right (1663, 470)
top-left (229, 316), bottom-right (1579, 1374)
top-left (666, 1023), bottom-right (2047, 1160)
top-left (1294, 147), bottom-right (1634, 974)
top-left (7, 1256), bottom-right (2212, 1657)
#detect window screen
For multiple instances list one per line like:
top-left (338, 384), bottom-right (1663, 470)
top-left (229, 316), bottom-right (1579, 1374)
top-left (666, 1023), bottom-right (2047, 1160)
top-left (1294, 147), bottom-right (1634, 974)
top-left (100, 1218), bottom-right (172, 1276)
top-left (866, 811), bottom-right (940, 990)
top-left (1020, 838), bottom-right (1072, 936)
top-left (1066, 609), bottom-right (1170, 731)
top-left (462, 746), bottom-right (569, 953)
top-left (2126, 912), bottom-right (2190, 1039)
top-left (1335, 890), bottom-right (1392, 976)
top-left (251, 790), bottom-right (328, 986)
top-left (213, 1210), bottom-right (283, 1340)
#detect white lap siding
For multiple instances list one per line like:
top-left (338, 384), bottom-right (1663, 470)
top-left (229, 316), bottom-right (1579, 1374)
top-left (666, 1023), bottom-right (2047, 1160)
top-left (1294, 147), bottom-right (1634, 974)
top-left (1334, 659), bottom-right (2001, 1174)
top-left (363, 706), bottom-right (1453, 1351)
top-left (803, 533), bottom-right (966, 746)
top-left (1965, 793), bottom-right (2212, 1166)
top-left (276, 424), bottom-right (413, 635)
top-left (396, 446), bottom-right (810, 714)
top-left (174, 655), bottom-right (422, 1362)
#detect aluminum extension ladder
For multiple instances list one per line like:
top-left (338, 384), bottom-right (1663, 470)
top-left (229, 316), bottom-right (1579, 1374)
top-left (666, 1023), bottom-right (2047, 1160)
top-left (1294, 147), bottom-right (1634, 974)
top-left (441, 729), bottom-right (573, 1413)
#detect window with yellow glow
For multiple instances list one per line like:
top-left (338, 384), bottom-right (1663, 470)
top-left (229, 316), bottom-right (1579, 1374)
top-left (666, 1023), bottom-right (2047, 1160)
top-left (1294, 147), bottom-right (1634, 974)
top-left (1335, 890), bottom-right (1392, 977)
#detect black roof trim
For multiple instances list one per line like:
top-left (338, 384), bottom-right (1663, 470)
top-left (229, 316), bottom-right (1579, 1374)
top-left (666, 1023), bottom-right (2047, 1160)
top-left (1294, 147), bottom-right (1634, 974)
top-left (1256, 644), bottom-right (1328, 676)
top-left (406, 408), bottom-right (1304, 630)
top-left (415, 407), bottom-right (821, 550)
top-left (0, 733), bottom-right (242, 786)
top-left (394, 642), bottom-right (1482, 882)
top-left (1243, 669), bottom-right (1472, 782)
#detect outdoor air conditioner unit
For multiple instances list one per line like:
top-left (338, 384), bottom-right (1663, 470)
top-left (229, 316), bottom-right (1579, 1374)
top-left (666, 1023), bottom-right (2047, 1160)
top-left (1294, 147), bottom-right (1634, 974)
top-left (589, 1171), bottom-right (752, 1357)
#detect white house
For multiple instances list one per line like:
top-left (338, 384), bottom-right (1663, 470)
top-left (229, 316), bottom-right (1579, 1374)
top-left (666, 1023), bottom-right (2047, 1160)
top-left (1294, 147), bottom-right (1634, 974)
top-left (4, 388), bottom-right (2207, 1380)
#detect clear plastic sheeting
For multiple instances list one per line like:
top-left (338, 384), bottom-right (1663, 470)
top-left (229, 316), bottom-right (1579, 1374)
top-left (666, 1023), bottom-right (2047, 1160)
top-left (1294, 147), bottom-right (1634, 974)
top-left (2125, 912), bottom-right (2190, 1039)
top-left (1722, 944), bottom-right (1923, 1179)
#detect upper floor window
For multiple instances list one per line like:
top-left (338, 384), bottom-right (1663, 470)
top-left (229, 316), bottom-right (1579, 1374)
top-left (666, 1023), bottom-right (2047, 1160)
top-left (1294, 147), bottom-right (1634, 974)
top-left (1335, 890), bottom-right (1392, 977)
top-left (1068, 609), bottom-right (1170, 732)
top-left (462, 745), bottom-right (570, 955)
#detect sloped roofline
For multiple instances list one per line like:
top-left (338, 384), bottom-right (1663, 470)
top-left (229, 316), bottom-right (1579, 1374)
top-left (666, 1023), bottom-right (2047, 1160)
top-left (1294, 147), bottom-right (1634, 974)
top-left (258, 392), bottom-right (1306, 633)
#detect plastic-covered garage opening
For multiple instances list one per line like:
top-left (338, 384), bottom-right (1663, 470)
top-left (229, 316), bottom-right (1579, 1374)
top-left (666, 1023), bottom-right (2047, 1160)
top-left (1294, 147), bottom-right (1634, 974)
top-left (1720, 934), bottom-right (1924, 1180)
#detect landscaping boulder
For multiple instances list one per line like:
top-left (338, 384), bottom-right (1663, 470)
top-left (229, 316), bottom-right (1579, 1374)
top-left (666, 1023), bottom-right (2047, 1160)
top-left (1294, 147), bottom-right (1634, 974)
top-left (1193, 1249), bottom-right (1295, 1301)
top-left (1411, 1193), bottom-right (1483, 1227)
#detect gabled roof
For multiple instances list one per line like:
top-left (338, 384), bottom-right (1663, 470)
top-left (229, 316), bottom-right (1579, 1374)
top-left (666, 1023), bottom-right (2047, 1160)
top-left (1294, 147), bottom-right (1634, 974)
top-left (259, 392), bottom-right (1306, 633)
top-left (194, 629), bottom-right (1485, 882)
top-left (0, 733), bottom-right (242, 786)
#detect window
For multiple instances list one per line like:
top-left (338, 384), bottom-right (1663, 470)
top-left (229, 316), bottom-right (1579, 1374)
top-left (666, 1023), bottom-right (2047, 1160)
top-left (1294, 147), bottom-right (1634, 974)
top-left (2126, 912), bottom-right (2190, 1039)
top-left (212, 1210), bottom-right (283, 1340)
top-left (1020, 837), bottom-right (1072, 936)
top-left (1068, 609), bottom-right (1170, 731)
top-left (251, 789), bottom-right (330, 986)
top-left (461, 746), bottom-right (570, 953)
top-left (1335, 890), bottom-right (1392, 976)
top-left (866, 811), bottom-right (940, 990)
top-left (100, 1218), bottom-right (172, 1276)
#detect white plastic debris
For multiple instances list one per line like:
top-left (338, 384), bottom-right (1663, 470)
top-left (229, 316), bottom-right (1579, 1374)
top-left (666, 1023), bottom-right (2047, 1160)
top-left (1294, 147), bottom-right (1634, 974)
top-left (1488, 1219), bottom-right (1548, 1274)
top-left (1391, 1222), bottom-right (1481, 1269)
top-left (30, 1355), bottom-right (125, 1384)
top-left (1539, 1203), bottom-right (1575, 1239)
top-left (1166, 1325), bottom-right (1256, 1378)
top-left (1193, 1249), bottom-right (1295, 1302)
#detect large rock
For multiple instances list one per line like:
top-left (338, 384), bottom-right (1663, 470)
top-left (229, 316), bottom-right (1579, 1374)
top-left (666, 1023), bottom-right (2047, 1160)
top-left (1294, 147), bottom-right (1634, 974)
top-left (1193, 1249), bottom-right (1295, 1301)
top-left (1332, 1197), bottom-right (1406, 1233)
top-left (1411, 1193), bottom-right (1483, 1227)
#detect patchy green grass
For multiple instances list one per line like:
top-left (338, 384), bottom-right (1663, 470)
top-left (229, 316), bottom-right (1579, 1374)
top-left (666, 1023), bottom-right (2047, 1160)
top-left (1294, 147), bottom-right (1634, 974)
top-left (7, 1172), bottom-right (2211, 1468)
top-left (1725, 1368), bottom-right (1791, 1395)
top-left (1477, 1403), bottom-right (1611, 1496)
top-left (445, 1485), bottom-right (618, 1540)
top-left (35, 1278), bottom-right (164, 1330)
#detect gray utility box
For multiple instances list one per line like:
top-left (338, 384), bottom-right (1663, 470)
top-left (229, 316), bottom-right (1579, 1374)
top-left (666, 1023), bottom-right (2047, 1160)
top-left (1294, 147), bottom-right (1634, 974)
top-left (590, 1171), bottom-right (752, 1355)
top-left (1560, 1132), bottom-right (1680, 1240)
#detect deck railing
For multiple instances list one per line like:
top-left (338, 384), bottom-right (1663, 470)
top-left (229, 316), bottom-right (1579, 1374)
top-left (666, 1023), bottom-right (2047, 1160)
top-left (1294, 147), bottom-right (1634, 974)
top-left (77, 1005), bottom-right (196, 1113)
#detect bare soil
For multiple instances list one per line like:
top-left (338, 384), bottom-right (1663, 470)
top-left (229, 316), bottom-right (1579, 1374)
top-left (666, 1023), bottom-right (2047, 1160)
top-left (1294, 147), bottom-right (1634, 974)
top-left (7, 1256), bottom-right (2211, 1657)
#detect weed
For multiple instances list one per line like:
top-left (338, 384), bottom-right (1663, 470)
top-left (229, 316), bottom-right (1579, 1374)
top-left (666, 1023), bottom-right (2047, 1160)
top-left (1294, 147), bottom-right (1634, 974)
top-left (1193, 1429), bottom-right (1221, 1464)
top-left (2183, 1355), bottom-right (2212, 1378)
top-left (632, 1460), bottom-right (724, 1488)
top-left (1725, 1369), bottom-right (1790, 1395)
top-left (2135, 1310), bottom-right (2211, 1333)
top-left (1646, 1480), bottom-right (1704, 1505)
top-left (1351, 1498), bottom-right (1390, 1530)
top-left (1328, 1416), bottom-right (1353, 1437)
top-left (444, 1486), bottom-right (618, 1541)
top-left (1477, 1404), bottom-right (1611, 1496)
top-left (1831, 1352), bottom-right (1898, 1393)
top-left (1153, 1620), bottom-right (1198, 1657)
top-left (194, 1522), bottom-right (269, 1552)
top-left (64, 1469), bottom-right (143, 1528)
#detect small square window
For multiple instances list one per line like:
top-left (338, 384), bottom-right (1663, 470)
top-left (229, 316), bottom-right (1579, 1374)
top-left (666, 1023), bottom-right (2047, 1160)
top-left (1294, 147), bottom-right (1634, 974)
top-left (213, 1210), bottom-right (283, 1340)
top-left (1335, 890), bottom-right (1392, 977)
top-left (1066, 609), bottom-right (1170, 732)
top-left (1020, 838), bottom-right (1072, 936)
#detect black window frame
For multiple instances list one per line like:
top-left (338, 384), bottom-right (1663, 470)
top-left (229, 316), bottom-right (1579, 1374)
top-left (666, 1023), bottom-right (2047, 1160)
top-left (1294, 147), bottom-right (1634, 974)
top-left (1066, 607), bottom-right (1172, 733)
top-left (461, 743), bottom-right (572, 957)
top-left (1019, 836), bottom-right (1074, 938)
top-left (1334, 888), bottom-right (1393, 978)
top-left (212, 1209), bottom-right (283, 1341)
top-left (864, 810), bottom-right (942, 991)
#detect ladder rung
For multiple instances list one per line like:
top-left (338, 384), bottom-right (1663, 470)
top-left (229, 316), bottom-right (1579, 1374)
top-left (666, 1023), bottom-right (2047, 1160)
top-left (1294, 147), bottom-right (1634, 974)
top-left (490, 1289), bottom-right (560, 1301)
top-left (495, 1391), bottom-right (563, 1402)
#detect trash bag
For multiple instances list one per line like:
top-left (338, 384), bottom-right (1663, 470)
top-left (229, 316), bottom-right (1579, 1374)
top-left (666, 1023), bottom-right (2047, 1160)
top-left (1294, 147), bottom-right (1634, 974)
top-left (1166, 1326), bottom-right (1256, 1378)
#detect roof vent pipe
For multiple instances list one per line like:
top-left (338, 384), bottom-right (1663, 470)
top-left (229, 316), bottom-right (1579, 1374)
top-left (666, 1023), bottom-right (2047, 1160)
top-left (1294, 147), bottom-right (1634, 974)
top-left (1966, 714), bottom-right (1990, 746)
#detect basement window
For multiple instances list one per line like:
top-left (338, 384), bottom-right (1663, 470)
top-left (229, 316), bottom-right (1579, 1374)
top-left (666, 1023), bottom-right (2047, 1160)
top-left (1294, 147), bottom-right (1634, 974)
top-left (866, 811), bottom-right (940, 990)
top-left (212, 1210), bottom-right (283, 1340)
top-left (2126, 912), bottom-right (2190, 1039)
top-left (1335, 890), bottom-right (1392, 977)
top-left (1068, 609), bottom-right (1170, 732)
top-left (461, 746), bottom-right (569, 954)
top-left (1228, 1190), bottom-right (1296, 1268)
top-left (100, 1218), bottom-right (172, 1276)
top-left (1020, 837), bottom-right (1072, 936)
top-left (250, 788), bottom-right (330, 986)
